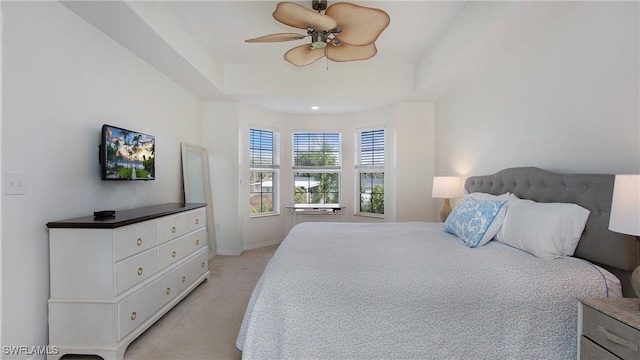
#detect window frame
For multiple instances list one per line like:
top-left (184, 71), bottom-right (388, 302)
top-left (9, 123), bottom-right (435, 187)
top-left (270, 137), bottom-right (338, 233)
top-left (249, 127), bottom-right (280, 217)
top-left (355, 127), bottom-right (385, 217)
top-left (292, 131), bottom-right (342, 207)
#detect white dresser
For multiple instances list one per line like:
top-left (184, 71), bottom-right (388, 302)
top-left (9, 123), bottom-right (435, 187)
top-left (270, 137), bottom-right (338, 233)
top-left (46, 203), bottom-right (210, 360)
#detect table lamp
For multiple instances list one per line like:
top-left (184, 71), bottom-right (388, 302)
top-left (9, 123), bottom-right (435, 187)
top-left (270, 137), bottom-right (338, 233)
top-left (608, 174), bottom-right (640, 296)
top-left (432, 176), bottom-right (462, 222)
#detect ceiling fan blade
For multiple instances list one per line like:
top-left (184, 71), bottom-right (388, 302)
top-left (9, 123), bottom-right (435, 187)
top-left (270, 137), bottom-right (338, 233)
top-left (325, 43), bottom-right (377, 63)
top-left (273, 2), bottom-right (337, 31)
top-left (325, 3), bottom-right (390, 46)
top-left (245, 33), bottom-right (306, 43)
top-left (284, 44), bottom-right (326, 67)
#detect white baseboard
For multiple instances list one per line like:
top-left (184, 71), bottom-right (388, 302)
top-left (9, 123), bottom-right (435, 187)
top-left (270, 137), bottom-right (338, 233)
top-left (215, 249), bottom-right (243, 256)
top-left (243, 239), bottom-right (282, 251)
top-left (216, 239), bottom-right (282, 256)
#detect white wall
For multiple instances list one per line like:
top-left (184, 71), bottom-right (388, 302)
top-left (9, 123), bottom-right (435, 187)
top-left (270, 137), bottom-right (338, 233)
top-left (394, 103), bottom-right (436, 222)
top-left (203, 101), bottom-right (243, 255)
top-left (428, 2), bottom-right (640, 178)
top-left (1, 2), bottom-right (203, 357)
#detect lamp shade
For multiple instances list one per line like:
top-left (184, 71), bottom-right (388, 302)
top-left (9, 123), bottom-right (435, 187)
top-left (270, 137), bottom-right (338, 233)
top-left (432, 176), bottom-right (462, 199)
top-left (609, 174), bottom-right (640, 236)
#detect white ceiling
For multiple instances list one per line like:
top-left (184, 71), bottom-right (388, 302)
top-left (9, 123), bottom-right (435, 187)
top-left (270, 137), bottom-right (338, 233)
top-left (61, 1), bottom-right (542, 114)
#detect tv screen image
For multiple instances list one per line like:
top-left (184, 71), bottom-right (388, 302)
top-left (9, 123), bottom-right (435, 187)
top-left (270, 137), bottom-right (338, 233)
top-left (101, 124), bottom-right (155, 180)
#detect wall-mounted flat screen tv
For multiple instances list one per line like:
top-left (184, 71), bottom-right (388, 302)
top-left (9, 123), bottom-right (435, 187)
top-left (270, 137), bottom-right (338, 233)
top-left (100, 124), bottom-right (155, 180)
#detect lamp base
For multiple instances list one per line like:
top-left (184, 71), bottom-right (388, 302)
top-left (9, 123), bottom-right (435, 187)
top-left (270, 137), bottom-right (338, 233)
top-left (440, 198), bottom-right (452, 222)
top-left (632, 266), bottom-right (640, 297)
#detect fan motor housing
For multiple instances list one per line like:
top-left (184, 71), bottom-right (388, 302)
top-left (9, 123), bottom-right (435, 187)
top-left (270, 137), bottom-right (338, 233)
top-left (312, 0), bottom-right (327, 12)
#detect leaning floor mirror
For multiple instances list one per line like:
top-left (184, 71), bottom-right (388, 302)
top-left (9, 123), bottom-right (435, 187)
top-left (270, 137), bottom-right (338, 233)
top-left (181, 142), bottom-right (216, 258)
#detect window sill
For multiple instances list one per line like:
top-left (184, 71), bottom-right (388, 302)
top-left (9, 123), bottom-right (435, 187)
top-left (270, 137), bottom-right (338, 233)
top-left (354, 213), bottom-right (384, 219)
top-left (250, 212), bottom-right (280, 219)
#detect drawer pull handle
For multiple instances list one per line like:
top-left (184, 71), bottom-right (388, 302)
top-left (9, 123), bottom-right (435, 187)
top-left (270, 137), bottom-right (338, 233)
top-left (136, 238), bottom-right (143, 246)
top-left (195, 219), bottom-right (199, 225)
top-left (171, 226), bottom-right (176, 233)
top-left (172, 251), bottom-right (177, 258)
top-left (130, 312), bottom-right (137, 321)
top-left (598, 325), bottom-right (639, 352)
top-left (137, 267), bottom-right (143, 276)
top-left (166, 287), bottom-right (171, 295)
top-left (196, 239), bottom-right (200, 246)
top-left (182, 276), bottom-right (186, 283)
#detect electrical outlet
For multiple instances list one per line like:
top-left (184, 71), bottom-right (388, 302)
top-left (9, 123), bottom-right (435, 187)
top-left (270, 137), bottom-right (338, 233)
top-left (215, 223), bottom-right (221, 232)
top-left (4, 173), bottom-right (26, 195)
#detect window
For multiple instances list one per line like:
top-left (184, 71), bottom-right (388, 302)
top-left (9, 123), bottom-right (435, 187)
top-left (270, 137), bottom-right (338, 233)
top-left (249, 128), bottom-right (279, 215)
top-left (293, 132), bottom-right (341, 206)
top-left (356, 128), bottom-right (384, 215)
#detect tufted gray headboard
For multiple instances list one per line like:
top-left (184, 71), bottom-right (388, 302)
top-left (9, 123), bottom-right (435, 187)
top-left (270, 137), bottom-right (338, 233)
top-left (465, 167), bottom-right (639, 296)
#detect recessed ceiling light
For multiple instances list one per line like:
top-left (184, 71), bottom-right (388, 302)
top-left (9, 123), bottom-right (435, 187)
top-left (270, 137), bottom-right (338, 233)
top-left (310, 106), bottom-right (320, 110)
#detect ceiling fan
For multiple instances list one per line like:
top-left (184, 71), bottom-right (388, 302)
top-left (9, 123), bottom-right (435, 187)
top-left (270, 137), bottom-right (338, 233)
top-left (245, 0), bottom-right (390, 67)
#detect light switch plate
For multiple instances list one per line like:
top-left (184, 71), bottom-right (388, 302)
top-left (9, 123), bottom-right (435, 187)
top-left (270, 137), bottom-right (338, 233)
top-left (4, 173), bottom-right (26, 195)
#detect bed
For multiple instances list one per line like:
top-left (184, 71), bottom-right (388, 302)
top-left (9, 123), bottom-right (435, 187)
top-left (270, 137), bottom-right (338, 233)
top-left (236, 167), bottom-right (639, 359)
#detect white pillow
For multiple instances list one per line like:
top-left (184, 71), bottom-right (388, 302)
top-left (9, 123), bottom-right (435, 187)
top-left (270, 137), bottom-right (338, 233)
top-left (495, 199), bottom-right (590, 259)
top-left (467, 192), bottom-right (520, 208)
top-left (466, 192), bottom-right (509, 202)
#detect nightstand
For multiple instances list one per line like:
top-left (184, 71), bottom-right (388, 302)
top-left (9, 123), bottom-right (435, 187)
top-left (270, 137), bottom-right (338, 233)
top-left (578, 298), bottom-right (640, 360)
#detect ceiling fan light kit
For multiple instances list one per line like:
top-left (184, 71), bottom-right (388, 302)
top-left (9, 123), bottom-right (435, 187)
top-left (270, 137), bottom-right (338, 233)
top-left (245, 1), bottom-right (390, 67)
top-left (310, 31), bottom-right (327, 49)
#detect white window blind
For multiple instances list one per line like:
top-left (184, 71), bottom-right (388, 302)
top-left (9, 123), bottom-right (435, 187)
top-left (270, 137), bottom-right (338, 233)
top-left (250, 128), bottom-right (279, 168)
top-left (293, 132), bottom-right (340, 169)
top-left (356, 128), bottom-right (384, 169)
top-left (355, 128), bottom-right (384, 215)
top-left (250, 128), bottom-right (279, 215)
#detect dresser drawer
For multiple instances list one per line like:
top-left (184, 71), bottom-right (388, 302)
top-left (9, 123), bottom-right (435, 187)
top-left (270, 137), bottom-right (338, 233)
top-left (581, 336), bottom-right (619, 360)
top-left (582, 305), bottom-right (640, 360)
top-left (115, 248), bottom-right (159, 295)
top-left (158, 237), bottom-right (186, 270)
top-left (185, 208), bottom-right (206, 233)
top-left (157, 213), bottom-right (187, 244)
top-left (185, 228), bottom-right (207, 255)
top-left (117, 270), bottom-right (177, 340)
top-left (114, 222), bottom-right (157, 261)
top-left (176, 249), bottom-right (209, 294)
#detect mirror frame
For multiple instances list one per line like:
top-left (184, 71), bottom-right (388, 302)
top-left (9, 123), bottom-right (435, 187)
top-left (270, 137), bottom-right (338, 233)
top-left (181, 142), bottom-right (216, 258)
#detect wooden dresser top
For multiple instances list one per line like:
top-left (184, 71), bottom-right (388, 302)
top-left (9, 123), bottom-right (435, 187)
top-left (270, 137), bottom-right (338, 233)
top-left (46, 203), bottom-right (206, 229)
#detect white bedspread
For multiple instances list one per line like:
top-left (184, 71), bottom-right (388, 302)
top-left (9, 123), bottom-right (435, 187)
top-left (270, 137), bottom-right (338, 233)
top-left (237, 222), bottom-right (614, 360)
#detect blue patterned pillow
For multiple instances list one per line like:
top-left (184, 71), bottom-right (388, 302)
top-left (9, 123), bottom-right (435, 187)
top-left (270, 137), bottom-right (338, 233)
top-left (444, 197), bottom-right (507, 248)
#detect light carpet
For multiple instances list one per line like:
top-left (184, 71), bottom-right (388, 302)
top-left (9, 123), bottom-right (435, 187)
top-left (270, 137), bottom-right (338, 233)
top-left (126, 245), bottom-right (278, 360)
top-left (63, 245), bottom-right (278, 360)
